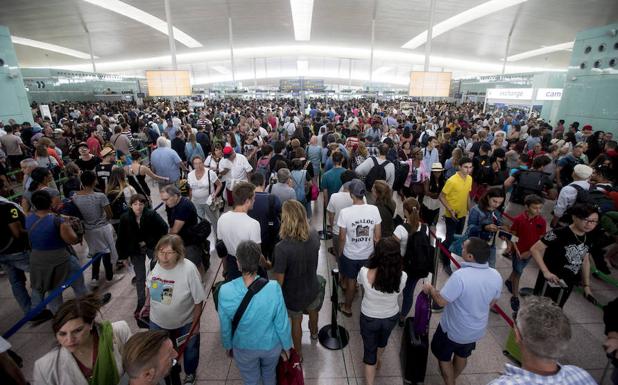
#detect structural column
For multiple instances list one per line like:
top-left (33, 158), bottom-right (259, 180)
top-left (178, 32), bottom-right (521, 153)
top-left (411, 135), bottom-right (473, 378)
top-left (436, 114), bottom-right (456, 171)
top-left (163, 0), bottom-right (177, 69)
top-left (423, 0), bottom-right (437, 71)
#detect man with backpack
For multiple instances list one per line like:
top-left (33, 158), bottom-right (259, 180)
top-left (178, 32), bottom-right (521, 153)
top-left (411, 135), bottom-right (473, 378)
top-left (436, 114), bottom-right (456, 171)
top-left (504, 156), bottom-right (553, 218)
top-left (556, 143), bottom-right (585, 188)
top-left (248, 173), bottom-right (281, 262)
top-left (355, 143), bottom-right (395, 190)
top-left (552, 164), bottom-right (593, 227)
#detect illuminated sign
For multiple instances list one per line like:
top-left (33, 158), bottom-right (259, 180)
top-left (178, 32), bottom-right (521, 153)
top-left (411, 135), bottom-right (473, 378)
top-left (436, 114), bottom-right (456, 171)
top-left (536, 88), bottom-right (563, 100)
top-left (409, 71), bottom-right (452, 97)
top-left (485, 88), bottom-right (533, 100)
top-left (146, 70), bottom-right (191, 96)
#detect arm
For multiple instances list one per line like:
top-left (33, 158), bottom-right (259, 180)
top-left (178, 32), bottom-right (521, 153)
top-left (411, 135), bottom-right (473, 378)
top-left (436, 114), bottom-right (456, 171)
top-left (439, 192), bottom-right (456, 218)
top-left (103, 205), bottom-right (113, 220)
top-left (327, 211), bottom-right (335, 229)
top-left (0, 352), bottom-right (26, 385)
top-left (338, 228), bottom-right (346, 257)
top-left (374, 223), bottom-right (381, 244)
top-left (60, 222), bottom-right (79, 245)
top-left (275, 273), bottom-right (284, 286)
top-left (530, 240), bottom-right (559, 283)
top-left (503, 175), bottom-right (516, 189)
top-left (190, 302), bottom-right (202, 333)
top-left (143, 165), bottom-right (169, 181)
top-left (169, 219), bottom-right (185, 235)
top-left (582, 253), bottom-right (592, 296)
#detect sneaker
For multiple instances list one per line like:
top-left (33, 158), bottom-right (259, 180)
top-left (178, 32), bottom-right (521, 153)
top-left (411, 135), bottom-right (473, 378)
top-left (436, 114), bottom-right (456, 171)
top-left (30, 309), bottom-right (53, 325)
top-left (505, 279), bottom-right (513, 294)
top-left (100, 293), bottom-right (112, 306)
top-left (183, 374), bottom-right (196, 385)
top-left (310, 332), bottom-right (319, 340)
top-left (510, 296), bottom-right (520, 312)
top-left (90, 278), bottom-right (100, 289)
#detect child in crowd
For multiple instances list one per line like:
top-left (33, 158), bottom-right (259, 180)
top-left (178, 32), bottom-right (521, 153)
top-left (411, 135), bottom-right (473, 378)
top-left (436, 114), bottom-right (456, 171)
top-left (504, 194), bottom-right (547, 312)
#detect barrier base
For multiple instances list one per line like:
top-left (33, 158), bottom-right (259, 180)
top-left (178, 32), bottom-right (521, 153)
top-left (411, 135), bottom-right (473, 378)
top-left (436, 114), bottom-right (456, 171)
top-left (319, 230), bottom-right (333, 240)
top-left (318, 324), bottom-right (349, 350)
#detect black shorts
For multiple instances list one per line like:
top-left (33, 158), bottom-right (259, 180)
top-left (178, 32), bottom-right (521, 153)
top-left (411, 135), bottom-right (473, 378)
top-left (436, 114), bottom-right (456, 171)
top-left (431, 324), bottom-right (476, 362)
top-left (360, 313), bottom-right (399, 365)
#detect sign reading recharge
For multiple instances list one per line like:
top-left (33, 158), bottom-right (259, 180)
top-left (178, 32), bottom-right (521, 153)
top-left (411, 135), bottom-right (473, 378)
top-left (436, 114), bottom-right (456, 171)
top-left (486, 88), bottom-right (533, 100)
top-left (536, 88), bottom-right (563, 100)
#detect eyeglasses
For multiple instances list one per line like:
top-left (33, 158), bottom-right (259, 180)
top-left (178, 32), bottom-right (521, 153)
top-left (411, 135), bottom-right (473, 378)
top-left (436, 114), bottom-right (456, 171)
top-left (582, 219), bottom-right (598, 225)
top-left (158, 250), bottom-right (177, 256)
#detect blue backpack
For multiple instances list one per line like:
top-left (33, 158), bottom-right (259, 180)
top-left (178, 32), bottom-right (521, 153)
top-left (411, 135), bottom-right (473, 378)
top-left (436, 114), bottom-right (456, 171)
top-left (291, 169), bottom-right (308, 202)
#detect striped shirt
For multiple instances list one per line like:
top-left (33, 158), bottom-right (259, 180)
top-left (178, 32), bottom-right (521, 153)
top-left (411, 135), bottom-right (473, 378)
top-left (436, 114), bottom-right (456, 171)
top-left (488, 363), bottom-right (596, 385)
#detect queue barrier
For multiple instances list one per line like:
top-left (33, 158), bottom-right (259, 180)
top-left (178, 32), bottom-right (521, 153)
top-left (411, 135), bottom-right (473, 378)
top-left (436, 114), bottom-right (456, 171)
top-left (2, 252), bottom-right (105, 340)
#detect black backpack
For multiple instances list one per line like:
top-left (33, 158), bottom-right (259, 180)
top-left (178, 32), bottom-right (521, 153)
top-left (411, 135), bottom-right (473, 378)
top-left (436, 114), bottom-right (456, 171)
top-left (392, 160), bottom-right (410, 192)
top-left (559, 157), bottom-right (580, 185)
top-left (571, 185), bottom-right (615, 213)
top-left (403, 224), bottom-right (435, 279)
top-left (511, 170), bottom-right (546, 204)
top-left (364, 157), bottom-right (389, 191)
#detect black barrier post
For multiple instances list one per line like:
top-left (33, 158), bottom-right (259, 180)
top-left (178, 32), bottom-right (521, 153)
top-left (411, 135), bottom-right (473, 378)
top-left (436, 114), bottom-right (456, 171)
top-left (431, 238), bottom-right (444, 313)
top-left (318, 268), bottom-right (349, 350)
top-left (318, 195), bottom-right (332, 240)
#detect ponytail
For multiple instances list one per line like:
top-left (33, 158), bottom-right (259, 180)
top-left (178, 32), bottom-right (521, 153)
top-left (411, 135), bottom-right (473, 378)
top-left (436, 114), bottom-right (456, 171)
top-left (402, 197), bottom-right (421, 232)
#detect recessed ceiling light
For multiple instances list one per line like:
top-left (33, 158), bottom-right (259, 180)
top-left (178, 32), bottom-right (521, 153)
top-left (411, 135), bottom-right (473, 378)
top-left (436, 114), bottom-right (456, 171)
top-left (290, 0), bottom-right (314, 41)
top-left (81, 0), bottom-right (202, 48)
top-left (507, 41), bottom-right (574, 61)
top-left (402, 0), bottom-right (527, 49)
top-left (11, 36), bottom-right (97, 59)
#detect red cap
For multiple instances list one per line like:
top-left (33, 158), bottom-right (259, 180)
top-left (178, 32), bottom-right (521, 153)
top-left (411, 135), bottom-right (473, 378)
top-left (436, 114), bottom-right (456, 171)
top-left (583, 124), bottom-right (592, 131)
top-left (223, 146), bottom-right (233, 155)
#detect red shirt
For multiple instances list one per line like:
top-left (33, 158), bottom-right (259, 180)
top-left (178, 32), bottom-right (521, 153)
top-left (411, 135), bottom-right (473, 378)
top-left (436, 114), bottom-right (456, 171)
top-left (87, 136), bottom-right (101, 157)
top-left (510, 211), bottom-right (547, 254)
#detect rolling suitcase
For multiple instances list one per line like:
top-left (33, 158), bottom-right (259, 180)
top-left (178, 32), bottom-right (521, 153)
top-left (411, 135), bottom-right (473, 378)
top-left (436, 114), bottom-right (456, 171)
top-left (503, 279), bottom-right (568, 364)
top-left (401, 317), bottom-right (429, 384)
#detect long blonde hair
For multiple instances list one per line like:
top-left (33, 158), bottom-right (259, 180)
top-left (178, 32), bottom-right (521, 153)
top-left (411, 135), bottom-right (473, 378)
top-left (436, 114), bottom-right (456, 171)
top-left (279, 200), bottom-right (309, 241)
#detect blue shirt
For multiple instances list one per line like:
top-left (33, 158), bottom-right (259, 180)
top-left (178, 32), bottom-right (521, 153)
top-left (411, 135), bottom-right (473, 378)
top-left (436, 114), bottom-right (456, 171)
top-left (150, 147), bottom-right (182, 183)
top-left (422, 147), bottom-right (439, 172)
top-left (26, 213), bottom-right (66, 250)
top-left (218, 277), bottom-right (292, 351)
top-left (488, 363), bottom-right (596, 385)
top-left (321, 167), bottom-right (346, 198)
top-left (439, 261), bottom-right (502, 344)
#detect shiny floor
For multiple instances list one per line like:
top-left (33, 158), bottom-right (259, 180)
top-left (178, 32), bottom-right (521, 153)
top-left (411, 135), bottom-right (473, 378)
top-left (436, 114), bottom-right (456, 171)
top-left (0, 184), bottom-right (613, 385)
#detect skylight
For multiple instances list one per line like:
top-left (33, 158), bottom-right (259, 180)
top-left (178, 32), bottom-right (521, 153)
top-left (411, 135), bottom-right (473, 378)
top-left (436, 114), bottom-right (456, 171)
top-left (11, 36), bottom-right (97, 59)
top-left (402, 0), bottom-right (527, 49)
top-left (507, 41), bottom-right (574, 62)
top-left (290, 0), bottom-right (314, 41)
top-left (81, 0), bottom-right (202, 48)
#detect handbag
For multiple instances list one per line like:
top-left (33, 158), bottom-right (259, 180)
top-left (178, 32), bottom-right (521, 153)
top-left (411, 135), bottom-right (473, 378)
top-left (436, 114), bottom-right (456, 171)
top-left (215, 239), bottom-right (228, 259)
top-left (277, 348), bottom-right (304, 385)
top-left (207, 170), bottom-right (225, 211)
top-left (413, 292), bottom-right (431, 337)
top-left (310, 182), bottom-right (319, 201)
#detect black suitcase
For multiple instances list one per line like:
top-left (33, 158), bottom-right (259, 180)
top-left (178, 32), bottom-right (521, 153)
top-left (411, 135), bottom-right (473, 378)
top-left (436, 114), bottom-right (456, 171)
top-left (400, 317), bottom-right (429, 385)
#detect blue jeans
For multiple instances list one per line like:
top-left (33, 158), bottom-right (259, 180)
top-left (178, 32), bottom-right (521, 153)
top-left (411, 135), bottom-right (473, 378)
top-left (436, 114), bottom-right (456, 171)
top-left (233, 344), bottom-right (281, 385)
top-left (400, 277), bottom-right (420, 319)
top-left (150, 320), bottom-right (200, 376)
top-left (0, 251), bottom-right (31, 314)
top-left (442, 217), bottom-right (466, 265)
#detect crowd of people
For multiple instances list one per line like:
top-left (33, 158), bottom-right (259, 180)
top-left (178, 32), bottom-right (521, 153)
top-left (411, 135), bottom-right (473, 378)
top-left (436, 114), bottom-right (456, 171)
top-left (0, 97), bottom-right (616, 385)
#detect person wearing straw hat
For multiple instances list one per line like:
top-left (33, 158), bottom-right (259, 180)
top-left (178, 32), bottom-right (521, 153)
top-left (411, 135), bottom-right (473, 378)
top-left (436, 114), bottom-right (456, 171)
top-left (421, 162), bottom-right (446, 227)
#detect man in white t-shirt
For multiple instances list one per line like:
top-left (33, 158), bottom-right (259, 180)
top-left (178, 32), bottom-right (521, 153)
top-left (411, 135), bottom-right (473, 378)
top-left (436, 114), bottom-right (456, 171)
top-left (219, 146), bottom-right (253, 206)
top-left (337, 179), bottom-right (381, 316)
top-left (354, 144), bottom-right (395, 188)
top-left (327, 173), bottom-right (366, 257)
top-left (217, 182), bottom-right (267, 281)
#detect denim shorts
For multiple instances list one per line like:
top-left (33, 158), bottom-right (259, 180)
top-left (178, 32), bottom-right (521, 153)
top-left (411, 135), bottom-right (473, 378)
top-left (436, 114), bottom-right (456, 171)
top-left (431, 324), bottom-right (476, 362)
top-left (360, 313), bottom-right (399, 365)
top-left (511, 255), bottom-right (531, 276)
top-left (339, 255), bottom-right (368, 280)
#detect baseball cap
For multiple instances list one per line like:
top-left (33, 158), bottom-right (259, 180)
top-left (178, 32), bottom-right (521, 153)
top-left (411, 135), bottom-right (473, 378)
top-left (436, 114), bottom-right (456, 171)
top-left (348, 179), bottom-right (366, 198)
top-left (573, 164), bottom-right (593, 180)
top-left (223, 145), bottom-right (233, 158)
top-left (78, 142), bottom-right (88, 149)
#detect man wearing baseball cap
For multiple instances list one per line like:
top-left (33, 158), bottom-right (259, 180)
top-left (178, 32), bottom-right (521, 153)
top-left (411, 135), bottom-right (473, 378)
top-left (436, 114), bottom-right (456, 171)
top-left (552, 164), bottom-right (593, 227)
top-left (336, 179), bottom-right (381, 317)
top-left (219, 145), bottom-right (252, 207)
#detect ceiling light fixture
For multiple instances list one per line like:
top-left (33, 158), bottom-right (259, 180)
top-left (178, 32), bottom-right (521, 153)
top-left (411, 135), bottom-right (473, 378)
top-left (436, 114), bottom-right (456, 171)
top-left (211, 65), bottom-right (231, 74)
top-left (290, 0), bottom-right (314, 41)
top-left (507, 41), bottom-right (574, 62)
top-left (402, 0), bottom-right (527, 49)
top-left (81, 0), bottom-right (202, 48)
top-left (11, 36), bottom-right (97, 59)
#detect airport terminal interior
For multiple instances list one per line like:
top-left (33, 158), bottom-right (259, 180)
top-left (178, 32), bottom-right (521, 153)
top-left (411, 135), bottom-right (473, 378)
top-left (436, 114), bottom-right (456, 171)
top-left (1, 0), bottom-right (618, 384)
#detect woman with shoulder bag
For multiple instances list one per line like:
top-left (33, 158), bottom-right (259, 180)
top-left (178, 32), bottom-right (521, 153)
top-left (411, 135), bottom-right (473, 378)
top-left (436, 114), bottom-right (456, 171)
top-left (33, 295), bottom-right (132, 385)
top-left (421, 163), bottom-right (445, 226)
top-left (187, 155), bottom-right (223, 235)
top-left (467, 187), bottom-right (506, 268)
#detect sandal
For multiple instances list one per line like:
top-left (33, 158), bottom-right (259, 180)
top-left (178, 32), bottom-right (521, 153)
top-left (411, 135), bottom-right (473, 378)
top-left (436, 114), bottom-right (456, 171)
top-left (337, 303), bottom-right (352, 317)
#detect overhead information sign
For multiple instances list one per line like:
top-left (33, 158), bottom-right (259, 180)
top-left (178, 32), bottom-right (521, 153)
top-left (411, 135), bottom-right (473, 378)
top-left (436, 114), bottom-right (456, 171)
top-left (486, 88), bottom-right (533, 100)
top-left (409, 71), bottom-right (452, 97)
top-left (279, 79), bottom-right (325, 92)
top-left (536, 88), bottom-right (563, 100)
top-left (146, 70), bottom-right (191, 96)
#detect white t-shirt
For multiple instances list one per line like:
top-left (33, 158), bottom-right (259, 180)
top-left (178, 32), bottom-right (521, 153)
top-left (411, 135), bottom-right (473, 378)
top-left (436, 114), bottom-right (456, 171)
top-left (204, 155), bottom-right (220, 172)
top-left (327, 192), bottom-right (366, 235)
top-left (393, 224), bottom-right (429, 257)
top-left (187, 169), bottom-right (218, 203)
top-left (219, 154), bottom-right (253, 189)
top-left (147, 259), bottom-right (206, 329)
top-left (337, 203), bottom-right (382, 260)
top-left (217, 211), bottom-right (261, 256)
top-left (358, 267), bottom-right (407, 318)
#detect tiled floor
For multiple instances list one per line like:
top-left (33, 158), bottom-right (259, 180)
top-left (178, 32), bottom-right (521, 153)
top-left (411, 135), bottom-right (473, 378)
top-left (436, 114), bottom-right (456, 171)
top-left (0, 185), bottom-right (614, 385)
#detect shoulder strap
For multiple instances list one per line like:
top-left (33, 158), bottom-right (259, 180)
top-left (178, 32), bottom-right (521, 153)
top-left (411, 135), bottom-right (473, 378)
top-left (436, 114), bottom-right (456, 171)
top-left (371, 157), bottom-right (379, 168)
top-left (231, 277), bottom-right (268, 338)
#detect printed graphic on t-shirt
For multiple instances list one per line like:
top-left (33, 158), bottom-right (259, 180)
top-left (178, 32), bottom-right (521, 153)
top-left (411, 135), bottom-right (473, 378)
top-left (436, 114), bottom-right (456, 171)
top-left (563, 243), bottom-right (588, 274)
top-left (150, 277), bottom-right (175, 305)
top-left (351, 219), bottom-right (375, 242)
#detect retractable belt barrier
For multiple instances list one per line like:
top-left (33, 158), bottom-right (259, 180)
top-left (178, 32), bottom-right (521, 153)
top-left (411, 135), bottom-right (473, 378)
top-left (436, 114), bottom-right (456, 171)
top-left (426, 228), bottom-right (515, 328)
top-left (2, 252), bottom-right (105, 340)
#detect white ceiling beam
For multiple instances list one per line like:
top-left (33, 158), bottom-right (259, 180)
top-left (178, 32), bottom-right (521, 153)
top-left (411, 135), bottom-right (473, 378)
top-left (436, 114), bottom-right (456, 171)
top-left (290, 0), bottom-right (314, 41)
top-left (81, 0), bottom-right (202, 48)
top-left (402, 0), bottom-right (528, 50)
top-left (507, 41), bottom-right (574, 62)
top-left (11, 36), bottom-right (97, 59)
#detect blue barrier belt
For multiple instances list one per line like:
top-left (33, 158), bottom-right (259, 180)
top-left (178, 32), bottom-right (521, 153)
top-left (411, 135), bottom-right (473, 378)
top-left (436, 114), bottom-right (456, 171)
top-left (2, 252), bottom-right (104, 340)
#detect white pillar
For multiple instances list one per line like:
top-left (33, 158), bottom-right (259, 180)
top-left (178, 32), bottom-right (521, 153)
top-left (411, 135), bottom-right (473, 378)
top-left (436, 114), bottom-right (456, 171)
top-left (228, 17), bottom-right (236, 86)
top-left (163, 0), bottom-right (177, 69)
top-left (424, 0), bottom-right (437, 71)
